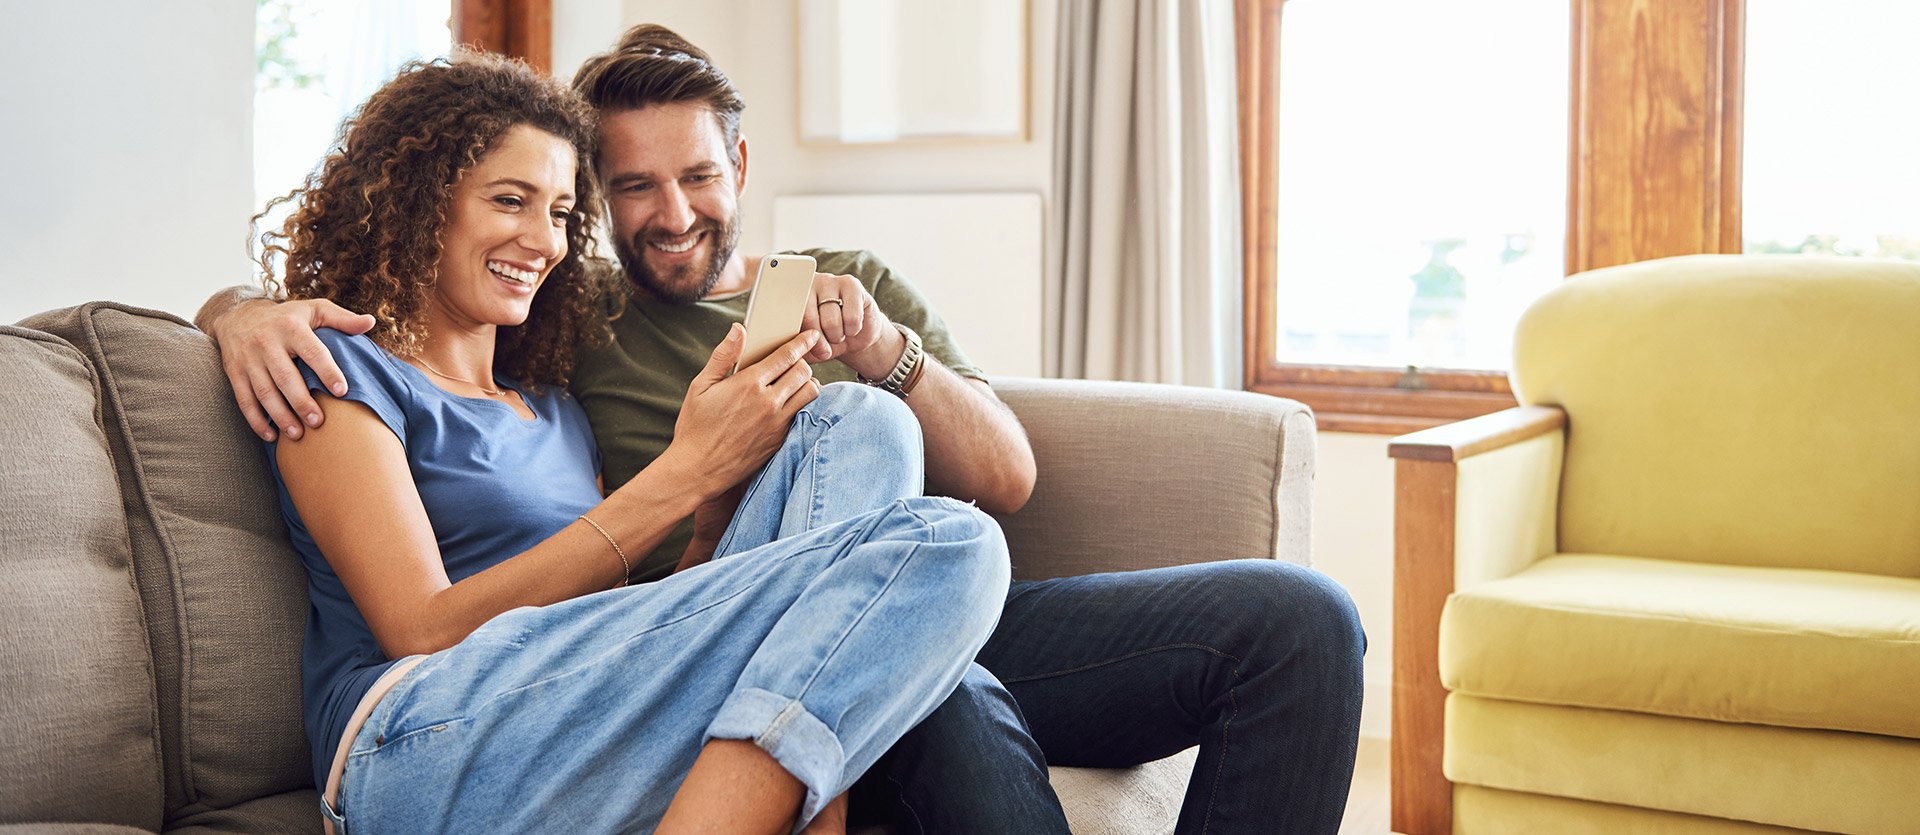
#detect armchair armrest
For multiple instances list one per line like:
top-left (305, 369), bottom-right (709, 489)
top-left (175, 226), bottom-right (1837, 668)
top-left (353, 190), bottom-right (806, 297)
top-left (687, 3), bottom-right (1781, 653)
top-left (986, 377), bottom-right (1314, 581)
top-left (1387, 405), bottom-right (1566, 835)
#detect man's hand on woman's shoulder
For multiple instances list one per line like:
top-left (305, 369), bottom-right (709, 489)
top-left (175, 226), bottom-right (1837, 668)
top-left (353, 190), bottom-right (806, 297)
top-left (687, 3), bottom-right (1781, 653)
top-left (201, 290), bottom-right (376, 442)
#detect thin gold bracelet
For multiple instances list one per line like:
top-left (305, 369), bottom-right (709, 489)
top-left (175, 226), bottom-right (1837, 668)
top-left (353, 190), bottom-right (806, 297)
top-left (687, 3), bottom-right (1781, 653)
top-left (578, 514), bottom-right (630, 588)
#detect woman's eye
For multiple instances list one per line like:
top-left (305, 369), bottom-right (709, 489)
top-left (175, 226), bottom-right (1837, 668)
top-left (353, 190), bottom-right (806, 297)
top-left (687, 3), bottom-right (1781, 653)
top-left (494, 195), bottom-right (524, 208)
top-left (551, 209), bottom-right (573, 224)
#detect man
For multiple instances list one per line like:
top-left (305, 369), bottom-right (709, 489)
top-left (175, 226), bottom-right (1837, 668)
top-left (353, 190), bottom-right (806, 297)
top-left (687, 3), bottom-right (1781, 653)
top-left (203, 24), bottom-right (1364, 833)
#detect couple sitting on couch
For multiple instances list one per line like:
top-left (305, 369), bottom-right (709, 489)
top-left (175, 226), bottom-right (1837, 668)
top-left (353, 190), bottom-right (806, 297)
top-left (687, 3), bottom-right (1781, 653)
top-left (205, 23), bottom-right (1365, 835)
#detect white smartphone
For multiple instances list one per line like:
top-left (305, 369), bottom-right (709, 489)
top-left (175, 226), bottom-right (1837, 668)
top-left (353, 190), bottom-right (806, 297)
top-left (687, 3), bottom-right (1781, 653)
top-left (734, 253), bottom-right (817, 372)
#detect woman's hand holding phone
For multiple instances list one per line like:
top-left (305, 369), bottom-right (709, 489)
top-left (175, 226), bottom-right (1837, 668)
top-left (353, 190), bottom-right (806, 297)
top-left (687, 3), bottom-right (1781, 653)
top-left (655, 324), bottom-right (822, 504)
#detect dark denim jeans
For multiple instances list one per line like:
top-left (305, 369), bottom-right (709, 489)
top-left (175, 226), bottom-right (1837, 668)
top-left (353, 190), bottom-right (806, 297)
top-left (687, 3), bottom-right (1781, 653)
top-left (852, 559), bottom-right (1367, 834)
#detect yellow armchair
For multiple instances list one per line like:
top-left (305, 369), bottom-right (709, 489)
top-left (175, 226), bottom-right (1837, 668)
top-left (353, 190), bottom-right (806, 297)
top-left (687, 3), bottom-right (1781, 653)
top-left (1390, 255), bottom-right (1920, 834)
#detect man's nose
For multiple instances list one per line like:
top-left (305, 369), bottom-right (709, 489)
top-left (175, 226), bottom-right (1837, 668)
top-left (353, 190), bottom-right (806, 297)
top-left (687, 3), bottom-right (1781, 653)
top-left (657, 182), bottom-right (696, 233)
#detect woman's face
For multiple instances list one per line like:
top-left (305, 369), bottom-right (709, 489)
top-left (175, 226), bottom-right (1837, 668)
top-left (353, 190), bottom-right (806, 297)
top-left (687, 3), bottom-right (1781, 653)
top-left (432, 123), bottom-right (578, 328)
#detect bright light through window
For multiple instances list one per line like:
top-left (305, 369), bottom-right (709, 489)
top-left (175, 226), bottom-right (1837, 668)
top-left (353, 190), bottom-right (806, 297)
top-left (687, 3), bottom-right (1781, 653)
top-left (1271, 0), bottom-right (1569, 371)
top-left (254, 0), bottom-right (452, 224)
top-left (1744, 1), bottom-right (1920, 260)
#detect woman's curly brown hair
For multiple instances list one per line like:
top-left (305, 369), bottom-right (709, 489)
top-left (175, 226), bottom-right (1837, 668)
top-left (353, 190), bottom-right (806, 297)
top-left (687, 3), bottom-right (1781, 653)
top-left (255, 50), bottom-right (611, 390)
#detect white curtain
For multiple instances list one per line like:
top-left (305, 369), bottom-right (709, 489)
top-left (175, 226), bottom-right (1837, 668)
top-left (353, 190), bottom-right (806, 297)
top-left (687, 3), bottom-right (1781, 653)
top-left (1047, 0), bottom-right (1243, 387)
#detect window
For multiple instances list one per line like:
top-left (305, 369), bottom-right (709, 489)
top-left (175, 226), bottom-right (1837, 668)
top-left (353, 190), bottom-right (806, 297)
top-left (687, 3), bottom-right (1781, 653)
top-left (1239, 0), bottom-right (1745, 434)
top-left (251, 0), bottom-right (552, 232)
top-left (1269, 0), bottom-right (1567, 373)
top-left (253, 0), bottom-right (454, 223)
top-left (1743, 0), bottom-right (1920, 260)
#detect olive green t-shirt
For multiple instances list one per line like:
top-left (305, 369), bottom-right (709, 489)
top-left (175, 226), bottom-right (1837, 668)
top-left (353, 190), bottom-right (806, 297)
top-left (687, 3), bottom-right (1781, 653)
top-left (569, 248), bottom-right (985, 583)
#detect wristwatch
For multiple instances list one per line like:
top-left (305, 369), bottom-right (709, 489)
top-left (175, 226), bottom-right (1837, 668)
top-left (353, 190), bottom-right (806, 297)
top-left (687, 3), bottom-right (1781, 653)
top-left (859, 323), bottom-right (927, 399)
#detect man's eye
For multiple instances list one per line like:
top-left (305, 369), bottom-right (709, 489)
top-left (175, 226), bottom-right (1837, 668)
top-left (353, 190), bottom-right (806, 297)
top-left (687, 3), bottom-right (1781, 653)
top-left (623, 182), bottom-right (653, 193)
top-left (686, 175), bottom-right (715, 185)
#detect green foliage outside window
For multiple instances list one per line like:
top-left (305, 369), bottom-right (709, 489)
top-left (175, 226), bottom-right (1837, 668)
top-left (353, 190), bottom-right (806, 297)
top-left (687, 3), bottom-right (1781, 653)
top-left (257, 0), bottom-right (320, 92)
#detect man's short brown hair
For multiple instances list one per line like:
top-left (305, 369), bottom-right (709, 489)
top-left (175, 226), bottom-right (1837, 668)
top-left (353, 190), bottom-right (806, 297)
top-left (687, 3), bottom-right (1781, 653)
top-left (571, 24), bottom-right (745, 168)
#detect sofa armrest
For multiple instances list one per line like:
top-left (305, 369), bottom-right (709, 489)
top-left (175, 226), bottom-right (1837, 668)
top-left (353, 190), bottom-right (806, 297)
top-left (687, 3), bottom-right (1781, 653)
top-left (986, 377), bottom-right (1314, 581)
top-left (1387, 405), bottom-right (1566, 835)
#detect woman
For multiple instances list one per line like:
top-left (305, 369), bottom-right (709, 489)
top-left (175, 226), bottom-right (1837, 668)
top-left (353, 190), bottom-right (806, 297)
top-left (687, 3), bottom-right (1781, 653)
top-left (255, 52), bottom-right (1008, 834)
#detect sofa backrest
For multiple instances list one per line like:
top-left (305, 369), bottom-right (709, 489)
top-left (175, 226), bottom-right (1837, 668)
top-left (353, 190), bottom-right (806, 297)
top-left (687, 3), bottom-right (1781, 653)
top-left (1511, 255), bottom-right (1920, 577)
top-left (0, 325), bottom-right (165, 829)
top-left (18, 304), bottom-right (312, 826)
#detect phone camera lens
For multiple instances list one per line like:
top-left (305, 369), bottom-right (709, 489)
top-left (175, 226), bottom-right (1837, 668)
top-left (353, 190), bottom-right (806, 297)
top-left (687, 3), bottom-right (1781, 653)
top-left (770, 259), bottom-right (779, 267)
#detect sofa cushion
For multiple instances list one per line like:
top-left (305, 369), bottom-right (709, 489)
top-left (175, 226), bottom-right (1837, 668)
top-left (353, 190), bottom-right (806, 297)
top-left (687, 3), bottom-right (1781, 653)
top-left (1445, 694), bottom-right (1920, 834)
top-left (164, 789), bottom-right (320, 834)
top-left (1512, 255), bottom-right (1920, 577)
top-left (0, 326), bottom-right (163, 829)
top-left (1441, 554), bottom-right (1920, 739)
top-left (1455, 784), bottom-right (1817, 834)
top-left (1052, 748), bottom-right (1196, 834)
top-left (20, 304), bottom-right (311, 821)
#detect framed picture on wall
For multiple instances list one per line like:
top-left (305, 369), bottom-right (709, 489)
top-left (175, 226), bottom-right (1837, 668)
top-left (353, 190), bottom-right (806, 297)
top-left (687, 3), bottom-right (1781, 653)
top-left (796, 0), bottom-right (1029, 145)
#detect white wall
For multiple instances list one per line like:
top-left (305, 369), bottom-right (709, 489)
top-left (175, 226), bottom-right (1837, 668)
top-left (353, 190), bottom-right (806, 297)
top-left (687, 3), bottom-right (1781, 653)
top-left (0, 1), bottom-right (255, 325)
top-left (1312, 432), bottom-right (1397, 740)
top-left (619, 0), bottom-right (1056, 259)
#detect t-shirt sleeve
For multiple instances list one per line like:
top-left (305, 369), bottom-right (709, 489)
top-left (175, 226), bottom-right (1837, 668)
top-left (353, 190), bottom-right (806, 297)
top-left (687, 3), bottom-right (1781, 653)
top-left (295, 328), bottom-right (411, 443)
top-left (827, 250), bottom-right (989, 382)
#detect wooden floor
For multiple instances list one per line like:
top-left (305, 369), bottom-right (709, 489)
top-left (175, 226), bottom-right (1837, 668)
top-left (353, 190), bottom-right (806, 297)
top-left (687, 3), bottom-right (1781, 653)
top-left (1339, 737), bottom-right (1392, 835)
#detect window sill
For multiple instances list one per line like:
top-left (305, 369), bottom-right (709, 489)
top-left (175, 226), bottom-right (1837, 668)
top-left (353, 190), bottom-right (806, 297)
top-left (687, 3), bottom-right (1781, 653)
top-left (1246, 369), bottom-right (1519, 436)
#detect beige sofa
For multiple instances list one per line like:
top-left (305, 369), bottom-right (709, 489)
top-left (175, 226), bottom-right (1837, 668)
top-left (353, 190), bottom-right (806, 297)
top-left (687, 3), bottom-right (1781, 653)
top-left (0, 302), bottom-right (1315, 834)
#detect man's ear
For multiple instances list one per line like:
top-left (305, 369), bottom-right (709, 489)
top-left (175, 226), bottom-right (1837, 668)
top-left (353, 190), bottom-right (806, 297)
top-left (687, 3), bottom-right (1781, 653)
top-left (733, 133), bottom-right (750, 196)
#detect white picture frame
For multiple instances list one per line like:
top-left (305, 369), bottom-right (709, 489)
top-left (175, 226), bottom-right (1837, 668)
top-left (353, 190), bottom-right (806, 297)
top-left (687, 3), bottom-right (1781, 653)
top-left (795, 0), bottom-right (1030, 145)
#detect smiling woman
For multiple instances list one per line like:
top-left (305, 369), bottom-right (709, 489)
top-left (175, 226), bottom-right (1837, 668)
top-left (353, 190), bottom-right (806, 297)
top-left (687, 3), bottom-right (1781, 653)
top-left (254, 51), bottom-right (607, 389)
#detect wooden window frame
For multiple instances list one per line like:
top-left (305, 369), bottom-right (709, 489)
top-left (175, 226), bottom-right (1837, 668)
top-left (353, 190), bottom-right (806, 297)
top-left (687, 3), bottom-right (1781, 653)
top-left (453, 0), bottom-right (552, 74)
top-left (1235, 0), bottom-right (1743, 436)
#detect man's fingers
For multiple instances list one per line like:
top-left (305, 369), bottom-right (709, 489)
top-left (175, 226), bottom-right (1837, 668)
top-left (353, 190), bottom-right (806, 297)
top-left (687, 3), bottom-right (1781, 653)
top-left (228, 365), bottom-right (277, 441)
top-left (248, 368), bottom-right (304, 441)
top-left (847, 292), bottom-right (874, 342)
top-left (290, 328), bottom-right (349, 399)
top-left (818, 295), bottom-right (848, 346)
top-left (800, 289), bottom-right (822, 336)
top-left (312, 299), bottom-right (376, 335)
top-left (269, 359), bottom-right (323, 429)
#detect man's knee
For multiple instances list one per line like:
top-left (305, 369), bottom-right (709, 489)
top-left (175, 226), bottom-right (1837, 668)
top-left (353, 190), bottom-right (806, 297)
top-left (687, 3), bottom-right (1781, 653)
top-left (1205, 560), bottom-right (1366, 667)
top-left (911, 663), bottom-right (1026, 743)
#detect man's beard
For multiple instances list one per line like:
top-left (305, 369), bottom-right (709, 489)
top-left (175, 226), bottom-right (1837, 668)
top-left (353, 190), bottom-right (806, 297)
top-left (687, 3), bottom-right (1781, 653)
top-left (612, 215), bottom-right (742, 305)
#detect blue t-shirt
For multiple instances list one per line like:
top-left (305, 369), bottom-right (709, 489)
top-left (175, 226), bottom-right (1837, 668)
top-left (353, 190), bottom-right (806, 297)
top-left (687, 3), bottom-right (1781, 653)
top-left (265, 329), bottom-right (604, 788)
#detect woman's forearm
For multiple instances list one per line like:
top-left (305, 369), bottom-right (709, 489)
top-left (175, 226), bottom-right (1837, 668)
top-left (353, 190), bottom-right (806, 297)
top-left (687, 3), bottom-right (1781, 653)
top-left (404, 455), bottom-right (711, 654)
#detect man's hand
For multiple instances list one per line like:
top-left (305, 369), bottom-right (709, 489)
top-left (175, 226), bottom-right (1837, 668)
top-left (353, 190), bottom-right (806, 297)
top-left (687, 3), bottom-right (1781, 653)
top-left (800, 272), bottom-right (906, 379)
top-left (655, 324), bottom-right (822, 503)
top-left (210, 297), bottom-right (376, 442)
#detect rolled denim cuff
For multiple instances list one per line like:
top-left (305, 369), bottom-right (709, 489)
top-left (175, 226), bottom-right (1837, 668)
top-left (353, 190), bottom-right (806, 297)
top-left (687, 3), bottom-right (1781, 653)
top-left (705, 686), bottom-right (847, 830)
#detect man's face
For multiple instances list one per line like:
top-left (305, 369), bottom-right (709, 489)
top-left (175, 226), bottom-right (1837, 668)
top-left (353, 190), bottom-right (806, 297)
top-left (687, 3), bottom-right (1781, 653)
top-left (597, 103), bottom-right (745, 304)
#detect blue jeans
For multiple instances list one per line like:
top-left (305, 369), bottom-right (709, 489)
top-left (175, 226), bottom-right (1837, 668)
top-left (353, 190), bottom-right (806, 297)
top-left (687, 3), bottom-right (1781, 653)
top-left (325, 384), bottom-right (1009, 834)
top-left (723, 385), bottom-right (1364, 834)
top-left (848, 562), bottom-right (1367, 835)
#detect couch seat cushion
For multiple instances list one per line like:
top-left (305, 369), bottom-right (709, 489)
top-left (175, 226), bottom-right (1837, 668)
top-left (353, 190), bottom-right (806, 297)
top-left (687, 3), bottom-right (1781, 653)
top-left (1446, 694), bottom-right (1919, 834)
top-left (1440, 554), bottom-right (1920, 739)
